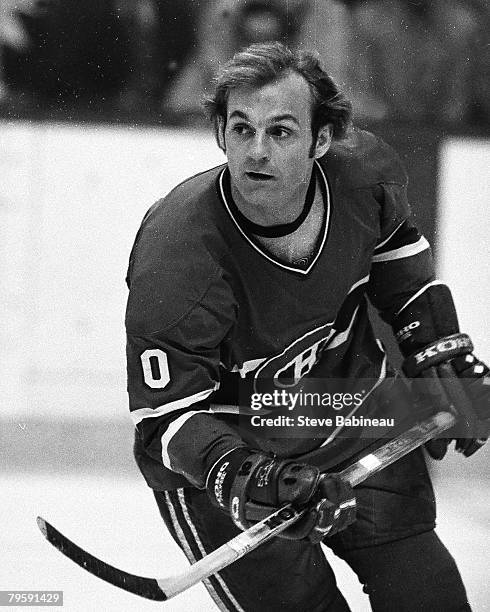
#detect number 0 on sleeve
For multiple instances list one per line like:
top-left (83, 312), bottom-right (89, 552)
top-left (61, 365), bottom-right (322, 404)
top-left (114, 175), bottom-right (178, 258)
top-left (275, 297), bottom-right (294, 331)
top-left (140, 349), bottom-right (170, 389)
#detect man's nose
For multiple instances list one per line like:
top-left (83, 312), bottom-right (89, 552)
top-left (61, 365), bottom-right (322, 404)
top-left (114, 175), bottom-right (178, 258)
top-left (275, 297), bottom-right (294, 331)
top-left (247, 133), bottom-right (270, 161)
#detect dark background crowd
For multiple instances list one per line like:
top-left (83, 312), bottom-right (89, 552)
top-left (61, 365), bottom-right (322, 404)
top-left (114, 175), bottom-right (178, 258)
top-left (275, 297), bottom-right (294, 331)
top-left (0, 0), bottom-right (488, 128)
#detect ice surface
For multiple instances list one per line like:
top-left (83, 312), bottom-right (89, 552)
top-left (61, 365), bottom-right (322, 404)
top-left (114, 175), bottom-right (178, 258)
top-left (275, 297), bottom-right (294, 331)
top-left (1, 472), bottom-right (488, 611)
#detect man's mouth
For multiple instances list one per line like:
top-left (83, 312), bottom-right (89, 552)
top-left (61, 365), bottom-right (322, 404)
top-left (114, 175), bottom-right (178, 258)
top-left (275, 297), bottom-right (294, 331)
top-left (245, 171), bottom-right (274, 181)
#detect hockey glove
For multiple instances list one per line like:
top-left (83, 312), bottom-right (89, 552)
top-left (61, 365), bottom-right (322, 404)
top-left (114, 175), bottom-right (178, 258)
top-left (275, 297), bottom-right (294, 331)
top-left (393, 284), bottom-right (490, 459)
top-left (206, 448), bottom-right (356, 543)
top-left (402, 335), bottom-right (490, 458)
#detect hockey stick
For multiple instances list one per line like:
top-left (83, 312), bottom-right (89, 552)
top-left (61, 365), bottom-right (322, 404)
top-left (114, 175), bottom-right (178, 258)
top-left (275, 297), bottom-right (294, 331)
top-left (37, 410), bottom-right (455, 602)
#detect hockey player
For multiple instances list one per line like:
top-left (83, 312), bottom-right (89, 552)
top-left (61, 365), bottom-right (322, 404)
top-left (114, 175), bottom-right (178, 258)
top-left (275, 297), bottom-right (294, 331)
top-left (125, 42), bottom-right (489, 611)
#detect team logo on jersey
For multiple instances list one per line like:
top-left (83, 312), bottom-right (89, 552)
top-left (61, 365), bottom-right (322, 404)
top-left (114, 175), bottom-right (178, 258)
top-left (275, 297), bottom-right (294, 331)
top-left (249, 277), bottom-right (369, 393)
top-left (253, 323), bottom-right (335, 391)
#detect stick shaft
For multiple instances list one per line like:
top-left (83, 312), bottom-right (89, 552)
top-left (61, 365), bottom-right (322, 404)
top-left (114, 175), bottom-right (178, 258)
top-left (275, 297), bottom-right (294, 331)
top-left (340, 411), bottom-right (455, 486)
top-left (158, 411), bottom-right (455, 597)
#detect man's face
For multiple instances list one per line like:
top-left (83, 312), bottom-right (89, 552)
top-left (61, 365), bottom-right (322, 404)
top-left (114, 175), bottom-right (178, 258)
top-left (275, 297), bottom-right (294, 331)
top-left (222, 72), bottom-right (328, 214)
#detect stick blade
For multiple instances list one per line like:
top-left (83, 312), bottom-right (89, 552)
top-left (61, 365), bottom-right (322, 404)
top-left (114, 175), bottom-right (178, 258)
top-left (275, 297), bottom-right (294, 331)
top-left (36, 516), bottom-right (167, 601)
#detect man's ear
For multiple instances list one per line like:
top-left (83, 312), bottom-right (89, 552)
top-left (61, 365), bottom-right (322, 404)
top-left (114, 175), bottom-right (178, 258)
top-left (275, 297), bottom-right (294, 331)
top-left (313, 124), bottom-right (333, 159)
top-left (217, 117), bottom-right (226, 152)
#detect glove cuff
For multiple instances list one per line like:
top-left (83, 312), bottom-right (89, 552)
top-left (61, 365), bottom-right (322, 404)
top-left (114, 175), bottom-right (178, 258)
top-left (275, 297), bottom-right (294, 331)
top-left (205, 447), bottom-right (252, 510)
top-left (403, 333), bottom-right (473, 377)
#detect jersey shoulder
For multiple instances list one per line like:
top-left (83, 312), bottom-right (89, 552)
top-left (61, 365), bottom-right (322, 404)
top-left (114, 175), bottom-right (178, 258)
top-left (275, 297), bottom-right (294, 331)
top-left (321, 127), bottom-right (408, 189)
top-left (126, 164), bottom-right (232, 335)
top-left (142, 163), bottom-right (226, 231)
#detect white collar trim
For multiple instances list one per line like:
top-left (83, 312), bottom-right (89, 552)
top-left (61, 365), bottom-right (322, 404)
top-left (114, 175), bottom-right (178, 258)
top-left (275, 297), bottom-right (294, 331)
top-left (218, 160), bottom-right (331, 276)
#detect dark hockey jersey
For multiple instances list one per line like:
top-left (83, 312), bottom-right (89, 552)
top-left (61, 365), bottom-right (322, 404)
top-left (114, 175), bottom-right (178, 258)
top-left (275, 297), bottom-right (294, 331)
top-left (125, 128), bottom-right (436, 491)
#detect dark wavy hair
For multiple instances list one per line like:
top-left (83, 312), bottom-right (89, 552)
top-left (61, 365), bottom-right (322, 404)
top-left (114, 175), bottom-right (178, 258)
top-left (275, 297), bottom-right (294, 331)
top-left (203, 42), bottom-right (352, 146)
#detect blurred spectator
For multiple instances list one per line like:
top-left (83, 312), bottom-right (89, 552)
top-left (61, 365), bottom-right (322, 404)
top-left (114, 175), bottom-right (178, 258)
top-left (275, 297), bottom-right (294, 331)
top-left (163, 0), bottom-right (383, 121)
top-left (0, 0), bottom-right (50, 104)
top-left (347, 0), bottom-right (489, 123)
top-left (164, 0), bottom-right (296, 118)
top-left (114, 0), bottom-right (197, 114)
top-left (2, 0), bottom-right (196, 116)
top-left (3, 0), bottom-right (128, 112)
top-left (1, 0), bottom-right (486, 125)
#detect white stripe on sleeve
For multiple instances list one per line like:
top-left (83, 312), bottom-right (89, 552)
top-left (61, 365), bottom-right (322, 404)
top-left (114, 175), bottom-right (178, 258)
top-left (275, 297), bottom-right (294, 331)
top-left (373, 221), bottom-right (405, 251)
top-left (371, 236), bottom-right (429, 263)
top-left (395, 280), bottom-right (446, 316)
top-left (130, 384), bottom-right (219, 425)
top-left (160, 410), bottom-right (203, 469)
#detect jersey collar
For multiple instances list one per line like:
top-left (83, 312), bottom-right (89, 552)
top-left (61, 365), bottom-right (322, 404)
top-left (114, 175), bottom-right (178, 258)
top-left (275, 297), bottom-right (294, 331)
top-left (217, 160), bottom-right (331, 276)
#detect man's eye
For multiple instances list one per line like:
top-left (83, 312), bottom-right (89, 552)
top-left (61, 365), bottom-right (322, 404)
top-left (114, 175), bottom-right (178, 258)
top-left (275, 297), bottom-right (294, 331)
top-left (231, 124), bottom-right (252, 135)
top-left (270, 127), bottom-right (290, 138)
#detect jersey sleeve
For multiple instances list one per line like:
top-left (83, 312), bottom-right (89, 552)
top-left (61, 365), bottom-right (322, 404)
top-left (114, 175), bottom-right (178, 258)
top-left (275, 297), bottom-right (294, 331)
top-left (366, 160), bottom-right (438, 324)
top-left (125, 200), bottom-right (247, 489)
top-left (126, 269), bottom-right (249, 488)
